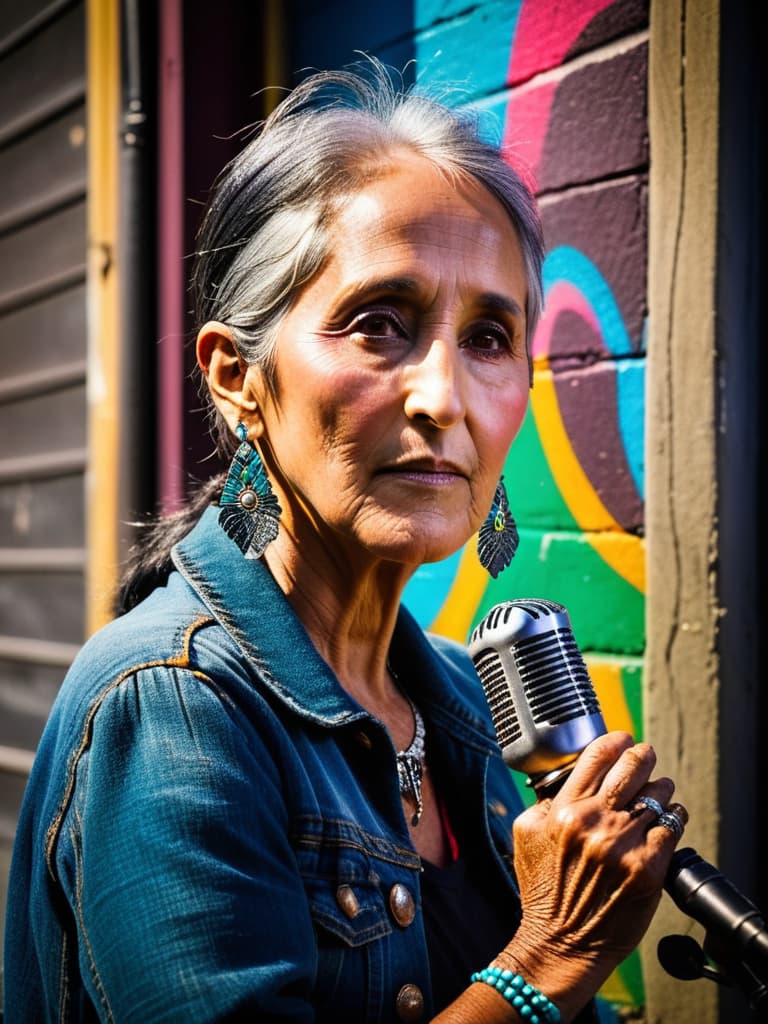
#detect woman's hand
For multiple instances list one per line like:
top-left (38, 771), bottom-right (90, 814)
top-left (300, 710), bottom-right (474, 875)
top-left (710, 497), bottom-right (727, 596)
top-left (496, 730), bottom-right (687, 1020)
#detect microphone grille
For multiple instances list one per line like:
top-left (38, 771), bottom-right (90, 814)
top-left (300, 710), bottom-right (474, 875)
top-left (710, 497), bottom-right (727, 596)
top-left (469, 597), bottom-right (565, 643)
top-left (472, 645), bottom-right (522, 748)
top-left (513, 627), bottom-right (600, 725)
top-left (469, 599), bottom-right (606, 775)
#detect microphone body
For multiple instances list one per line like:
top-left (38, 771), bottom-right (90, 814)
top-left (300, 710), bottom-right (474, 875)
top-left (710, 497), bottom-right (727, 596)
top-left (468, 597), bottom-right (768, 992)
top-left (467, 598), bottom-right (606, 793)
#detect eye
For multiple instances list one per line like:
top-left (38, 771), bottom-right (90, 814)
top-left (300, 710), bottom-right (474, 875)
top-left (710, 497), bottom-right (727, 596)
top-left (349, 307), bottom-right (407, 342)
top-left (463, 321), bottom-right (515, 357)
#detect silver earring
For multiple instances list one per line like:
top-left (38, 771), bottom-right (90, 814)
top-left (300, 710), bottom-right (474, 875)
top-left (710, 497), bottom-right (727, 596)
top-left (477, 476), bottom-right (518, 578)
top-left (218, 423), bottom-right (281, 558)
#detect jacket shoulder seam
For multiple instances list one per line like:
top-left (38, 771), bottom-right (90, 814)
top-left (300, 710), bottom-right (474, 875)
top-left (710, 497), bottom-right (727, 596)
top-left (44, 613), bottom-right (216, 879)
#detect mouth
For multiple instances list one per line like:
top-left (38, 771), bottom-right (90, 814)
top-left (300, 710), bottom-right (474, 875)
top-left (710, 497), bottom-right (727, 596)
top-left (378, 458), bottom-right (468, 486)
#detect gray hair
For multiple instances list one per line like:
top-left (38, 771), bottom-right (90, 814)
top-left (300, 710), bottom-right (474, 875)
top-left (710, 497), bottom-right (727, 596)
top-left (191, 57), bottom-right (544, 452)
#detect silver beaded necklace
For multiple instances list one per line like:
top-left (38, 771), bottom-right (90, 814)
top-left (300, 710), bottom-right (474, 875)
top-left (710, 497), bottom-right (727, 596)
top-left (395, 693), bottom-right (426, 827)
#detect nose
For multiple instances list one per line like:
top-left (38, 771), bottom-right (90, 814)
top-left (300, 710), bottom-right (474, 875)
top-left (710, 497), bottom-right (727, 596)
top-left (402, 337), bottom-right (465, 428)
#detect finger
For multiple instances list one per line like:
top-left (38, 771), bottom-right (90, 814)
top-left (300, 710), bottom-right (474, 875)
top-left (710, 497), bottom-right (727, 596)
top-left (554, 731), bottom-right (635, 800)
top-left (597, 741), bottom-right (665, 810)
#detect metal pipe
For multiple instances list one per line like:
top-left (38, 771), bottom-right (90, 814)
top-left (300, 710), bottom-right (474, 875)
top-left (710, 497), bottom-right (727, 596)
top-left (118, 0), bottom-right (157, 562)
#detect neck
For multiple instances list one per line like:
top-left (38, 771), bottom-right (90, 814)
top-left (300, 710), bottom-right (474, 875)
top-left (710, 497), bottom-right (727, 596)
top-left (262, 535), bottom-right (415, 709)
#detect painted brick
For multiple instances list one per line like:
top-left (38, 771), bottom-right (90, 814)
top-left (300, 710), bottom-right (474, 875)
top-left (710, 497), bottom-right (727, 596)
top-left (474, 527), bottom-right (645, 652)
top-left (507, 361), bottom-right (644, 530)
top-left (540, 175), bottom-right (648, 350)
top-left (414, 0), bottom-right (520, 99)
top-left (550, 359), bottom-right (644, 529)
top-left (508, 0), bottom-right (648, 84)
top-left (504, 42), bottom-right (648, 190)
top-left (415, 0), bottom-right (522, 34)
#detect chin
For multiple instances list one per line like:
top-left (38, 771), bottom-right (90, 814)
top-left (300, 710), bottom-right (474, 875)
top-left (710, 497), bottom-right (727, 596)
top-left (351, 507), bottom-right (475, 568)
top-left (366, 531), bottom-right (468, 569)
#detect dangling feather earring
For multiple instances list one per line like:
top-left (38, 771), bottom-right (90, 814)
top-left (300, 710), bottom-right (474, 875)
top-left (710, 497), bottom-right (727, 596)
top-left (477, 476), bottom-right (519, 578)
top-left (218, 423), bottom-right (282, 558)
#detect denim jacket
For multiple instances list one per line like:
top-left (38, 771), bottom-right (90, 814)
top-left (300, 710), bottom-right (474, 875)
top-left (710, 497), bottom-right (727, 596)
top-left (4, 506), bottom-right (525, 1023)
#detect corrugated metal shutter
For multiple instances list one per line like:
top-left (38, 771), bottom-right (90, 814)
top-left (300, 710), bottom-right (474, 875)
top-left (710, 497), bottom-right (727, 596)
top-left (0, 0), bottom-right (86, 974)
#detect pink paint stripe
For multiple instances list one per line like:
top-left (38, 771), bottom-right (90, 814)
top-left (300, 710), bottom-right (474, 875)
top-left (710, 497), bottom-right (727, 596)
top-left (157, 0), bottom-right (185, 513)
top-left (502, 81), bottom-right (558, 189)
top-left (508, 0), bottom-right (615, 85)
top-left (532, 280), bottom-right (601, 360)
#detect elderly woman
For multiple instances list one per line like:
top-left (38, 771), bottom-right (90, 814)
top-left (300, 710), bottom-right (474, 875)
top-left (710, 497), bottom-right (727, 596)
top-left (5, 61), bottom-right (686, 1023)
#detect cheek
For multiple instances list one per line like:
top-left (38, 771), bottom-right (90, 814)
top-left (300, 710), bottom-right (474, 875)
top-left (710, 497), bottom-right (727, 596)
top-left (476, 386), bottom-right (529, 468)
top-left (306, 377), bottom-right (394, 463)
top-left (322, 368), bottom-right (398, 431)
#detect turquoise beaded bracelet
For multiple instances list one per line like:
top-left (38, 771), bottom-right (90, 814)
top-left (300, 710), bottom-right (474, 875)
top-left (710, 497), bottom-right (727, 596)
top-left (470, 966), bottom-right (561, 1023)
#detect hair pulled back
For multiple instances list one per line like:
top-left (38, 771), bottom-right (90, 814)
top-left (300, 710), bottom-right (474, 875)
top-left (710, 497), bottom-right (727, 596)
top-left (116, 57), bottom-right (544, 614)
top-left (191, 56), bottom-right (544, 453)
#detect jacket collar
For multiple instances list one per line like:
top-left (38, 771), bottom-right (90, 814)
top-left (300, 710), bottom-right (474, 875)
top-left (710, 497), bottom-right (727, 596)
top-left (172, 505), bottom-right (497, 751)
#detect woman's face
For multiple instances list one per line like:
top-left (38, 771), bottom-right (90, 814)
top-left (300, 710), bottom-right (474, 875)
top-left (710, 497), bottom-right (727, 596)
top-left (247, 153), bottom-right (531, 570)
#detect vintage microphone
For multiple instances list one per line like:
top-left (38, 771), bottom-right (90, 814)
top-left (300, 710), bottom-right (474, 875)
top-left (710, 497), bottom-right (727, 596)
top-left (467, 598), bottom-right (768, 1006)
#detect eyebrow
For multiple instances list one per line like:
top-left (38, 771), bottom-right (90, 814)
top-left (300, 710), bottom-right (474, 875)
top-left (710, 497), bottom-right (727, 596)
top-left (477, 292), bottom-right (525, 319)
top-left (347, 277), bottom-right (525, 318)
top-left (359, 276), bottom-right (421, 296)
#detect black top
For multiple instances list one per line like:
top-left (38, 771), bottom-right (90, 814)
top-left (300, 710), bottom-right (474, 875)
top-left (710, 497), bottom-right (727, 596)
top-left (422, 853), bottom-right (512, 1011)
top-left (422, 854), bottom-right (598, 1021)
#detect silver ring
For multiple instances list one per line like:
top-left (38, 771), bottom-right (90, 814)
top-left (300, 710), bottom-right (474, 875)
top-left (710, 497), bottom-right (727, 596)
top-left (655, 810), bottom-right (685, 839)
top-left (627, 795), bottom-right (665, 820)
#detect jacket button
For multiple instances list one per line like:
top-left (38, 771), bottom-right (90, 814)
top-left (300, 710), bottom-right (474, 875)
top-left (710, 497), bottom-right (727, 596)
top-left (336, 884), bottom-right (360, 919)
top-left (395, 983), bottom-right (424, 1021)
top-left (389, 882), bottom-right (415, 926)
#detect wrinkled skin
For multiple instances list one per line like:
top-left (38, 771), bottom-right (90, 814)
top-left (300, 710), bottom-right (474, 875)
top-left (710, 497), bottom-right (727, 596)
top-left (435, 731), bottom-right (686, 1023)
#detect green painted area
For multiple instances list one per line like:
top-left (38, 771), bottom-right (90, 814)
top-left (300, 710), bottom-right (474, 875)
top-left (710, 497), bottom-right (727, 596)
top-left (619, 660), bottom-right (643, 739)
top-left (503, 406), bottom-right (581, 528)
top-left (610, 950), bottom-right (645, 1010)
top-left (469, 529), bottom-right (644, 654)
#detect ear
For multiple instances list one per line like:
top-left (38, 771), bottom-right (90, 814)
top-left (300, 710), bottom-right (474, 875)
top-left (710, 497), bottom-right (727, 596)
top-left (196, 321), bottom-right (261, 432)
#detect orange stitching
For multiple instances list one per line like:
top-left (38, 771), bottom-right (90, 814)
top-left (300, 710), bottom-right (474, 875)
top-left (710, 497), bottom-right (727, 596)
top-left (44, 615), bottom-right (215, 879)
top-left (71, 806), bottom-right (115, 1022)
top-left (57, 928), bottom-right (70, 1022)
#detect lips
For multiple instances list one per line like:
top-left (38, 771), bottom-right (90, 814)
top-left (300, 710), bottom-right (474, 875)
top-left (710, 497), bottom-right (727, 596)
top-left (379, 457), bottom-right (468, 481)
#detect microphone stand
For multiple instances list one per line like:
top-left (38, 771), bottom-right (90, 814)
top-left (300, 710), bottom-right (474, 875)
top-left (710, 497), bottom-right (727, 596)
top-left (658, 932), bottom-right (768, 1010)
top-left (659, 847), bottom-right (768, 1010)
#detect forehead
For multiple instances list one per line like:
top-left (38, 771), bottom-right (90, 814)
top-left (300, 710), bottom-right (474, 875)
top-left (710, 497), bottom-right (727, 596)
top-left (322, 154), bottom-right (526, 292)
